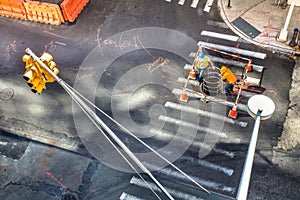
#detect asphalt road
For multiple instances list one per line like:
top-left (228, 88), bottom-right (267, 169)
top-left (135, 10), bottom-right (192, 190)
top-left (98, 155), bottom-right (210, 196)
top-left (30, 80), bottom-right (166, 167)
top-left (0, 0), bottom-right (299, 199)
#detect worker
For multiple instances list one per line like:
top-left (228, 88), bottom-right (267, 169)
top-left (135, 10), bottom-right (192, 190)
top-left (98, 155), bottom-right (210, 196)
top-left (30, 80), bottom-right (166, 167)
top-left (195, 52), bottom-right (211, 82)
top-left (220, 66), bottom-right (237, 95)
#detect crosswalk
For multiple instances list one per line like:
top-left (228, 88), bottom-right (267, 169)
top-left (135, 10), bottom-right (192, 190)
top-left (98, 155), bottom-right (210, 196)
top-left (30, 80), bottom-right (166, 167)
top-left (116, 30), bottom-right (267, 199)
top-left (164, 0), bottom-right (214, 12)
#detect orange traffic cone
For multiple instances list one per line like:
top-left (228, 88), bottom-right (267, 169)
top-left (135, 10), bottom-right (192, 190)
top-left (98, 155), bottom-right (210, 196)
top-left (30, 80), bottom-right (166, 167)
top-left (228, 105), bottom-right (238, 119)
top-left (246, 60), bottom-right (253, 72)
top-left (180, 90), bottom-right (188, 102)
top-left (188, 68), bottom-right (197, 80)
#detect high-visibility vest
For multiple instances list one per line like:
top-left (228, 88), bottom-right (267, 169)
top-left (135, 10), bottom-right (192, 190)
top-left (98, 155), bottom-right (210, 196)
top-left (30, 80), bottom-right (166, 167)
top-left (221, 69), bottom-right (237, 84)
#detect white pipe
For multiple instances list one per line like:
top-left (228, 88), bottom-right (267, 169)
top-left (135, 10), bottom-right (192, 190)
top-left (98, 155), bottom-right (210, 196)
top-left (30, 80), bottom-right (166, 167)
top-left (283, 0), bottom-right (295, 31)
top-left (198, 41), bottom-right (267, 59)
top-left (236, 110), bottom-right (262, 200)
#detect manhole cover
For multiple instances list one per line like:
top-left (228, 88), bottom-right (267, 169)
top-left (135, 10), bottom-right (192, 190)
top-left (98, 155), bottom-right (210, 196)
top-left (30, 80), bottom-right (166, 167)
top-left (0, 88), bottom-right (14, 101)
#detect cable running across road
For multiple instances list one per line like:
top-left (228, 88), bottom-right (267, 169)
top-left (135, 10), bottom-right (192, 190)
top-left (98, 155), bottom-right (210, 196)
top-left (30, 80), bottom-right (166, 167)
top-left (25, 48), bottom-right (213, 199)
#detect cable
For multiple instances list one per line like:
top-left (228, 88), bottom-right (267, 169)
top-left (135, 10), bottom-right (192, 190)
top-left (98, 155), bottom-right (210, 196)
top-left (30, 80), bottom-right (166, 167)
top-left (62, 82), bottom-right (163, 200)
top-left (67, 81), bottom-right (211, 195)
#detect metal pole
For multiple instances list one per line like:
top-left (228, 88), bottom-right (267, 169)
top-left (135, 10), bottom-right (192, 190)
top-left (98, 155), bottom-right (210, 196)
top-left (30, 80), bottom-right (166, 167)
top-left (278, 0), bottom-right (296, 42)
top-left (25, 48), bottom-right (175, 200)
top-left (227, 0), bottom-right (231, 8)
top-left (236, 110), bottom-right (262, 200)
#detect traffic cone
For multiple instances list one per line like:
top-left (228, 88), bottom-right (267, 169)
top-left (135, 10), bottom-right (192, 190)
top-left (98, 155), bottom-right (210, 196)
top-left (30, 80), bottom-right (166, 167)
top-left (180, 90), bottom-right (188, 102)
top-left (246, 60), bottom-right (252, 72)
top-left (188, 68), bottom-right (197, 80)
top-left (228, 105), bottom-right (238, 119)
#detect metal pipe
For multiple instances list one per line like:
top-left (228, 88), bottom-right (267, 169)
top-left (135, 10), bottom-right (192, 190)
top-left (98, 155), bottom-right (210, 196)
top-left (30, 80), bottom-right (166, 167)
top-left (236, 110), bottom-right (262, 200)
top-left (198, 41), bottom-right (267, 59)
top-left (283, 0), bottom-right (295, 31)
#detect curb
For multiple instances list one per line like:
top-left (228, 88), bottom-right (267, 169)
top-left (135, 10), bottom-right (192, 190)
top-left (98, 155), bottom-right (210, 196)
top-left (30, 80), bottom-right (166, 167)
top-left (217, 0), bottom-right (300, 56)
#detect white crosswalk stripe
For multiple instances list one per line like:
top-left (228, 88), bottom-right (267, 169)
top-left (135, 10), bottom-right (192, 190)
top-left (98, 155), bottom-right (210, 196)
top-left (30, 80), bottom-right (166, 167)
top-left (164, 0), bottom-right (200, 9)
top-left (130, 176), bottom-right (206, 200)
top-left (191, 0), bottom-right (200, 8)
top-left (178, 0), bottom-right (186, 5)
top-left (119, 192), bottom-right (145, 200)
top-left (203, 0), bottom-right (214, 12)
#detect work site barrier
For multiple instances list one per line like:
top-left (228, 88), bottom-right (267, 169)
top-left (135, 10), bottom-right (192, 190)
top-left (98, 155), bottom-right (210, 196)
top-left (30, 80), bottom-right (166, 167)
top-left (60, 0), bottom-right (89, 22)
top-left (0, 0), bottom-right (89, 25)
top-left (24, 1), bottom-right (64, 25)
top-left (0, 0), bottom-right (27, 20)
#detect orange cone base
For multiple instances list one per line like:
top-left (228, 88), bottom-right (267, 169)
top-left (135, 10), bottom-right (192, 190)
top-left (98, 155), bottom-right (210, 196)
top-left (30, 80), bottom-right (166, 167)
top-left (228, 107), bottom-right (238, 119)
top-left (188, 69), bottom-right (197, 80)
top-left (180, 91), bottom-right (188, 102)
top-left (246, 64), bottom-right (253, 72)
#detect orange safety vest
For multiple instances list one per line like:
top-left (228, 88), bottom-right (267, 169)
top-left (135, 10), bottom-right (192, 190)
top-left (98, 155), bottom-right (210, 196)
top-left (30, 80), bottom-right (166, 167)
top-left (221, 69), bottom-right (237, 84)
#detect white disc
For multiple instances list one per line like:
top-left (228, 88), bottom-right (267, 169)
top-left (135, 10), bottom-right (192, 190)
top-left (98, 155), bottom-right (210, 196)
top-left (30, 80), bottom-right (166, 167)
top-left (247, 94), bottom-right (275, 120)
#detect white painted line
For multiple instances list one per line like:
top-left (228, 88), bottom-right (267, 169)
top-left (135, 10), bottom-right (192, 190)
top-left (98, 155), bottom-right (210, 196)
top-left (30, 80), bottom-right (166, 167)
top-left (181, 156), bottom-right (234, 176)
top-left (0, 141), bottom-right (8, 146)
top-left (178, 0), bottom-right (185, 5)
top-left (165, 0), bottom-right (172, 2)
top-left (191, 0), bottom-right (200, 8)
top-left (207, 20), bottom-right (229, 29)
top-left (177, 77), bottom-right (199, 86)
top-left (203, 0), bottom-right (214, 12)
top-left (168, 100), bottom-right (247, 127)
top-left (150, 128), bottom-right (235, 158)
top-left (130, 176), bottom-right (205, 200)
top-left (158, 115), bottom-right (228, 138)
top-left (198, 41), bottom-right (267, 59)
top-left (165, 101), bottom-right (247, 127)
top-left (201, 31), bottom-right (239, 42)
top-left (119, 192), bottom-right (145, 200)
top-left (143, 163), bottom-right (236, 194)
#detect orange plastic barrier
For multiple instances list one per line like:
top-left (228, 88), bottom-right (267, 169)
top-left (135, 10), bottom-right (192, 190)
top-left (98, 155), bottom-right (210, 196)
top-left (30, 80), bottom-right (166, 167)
top-left (60, 0), bottom-right (89, 22)
top-left (0, 0), bottom-right (27, 20)
top-left (24, 1), bottom-right (64, 25)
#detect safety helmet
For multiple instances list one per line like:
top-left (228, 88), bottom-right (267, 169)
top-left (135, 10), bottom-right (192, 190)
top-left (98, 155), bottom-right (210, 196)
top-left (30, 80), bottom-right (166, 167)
top-left (220, 66), bottom-right (228, 73)
top-left (198, 52), bottom-right (205, 59)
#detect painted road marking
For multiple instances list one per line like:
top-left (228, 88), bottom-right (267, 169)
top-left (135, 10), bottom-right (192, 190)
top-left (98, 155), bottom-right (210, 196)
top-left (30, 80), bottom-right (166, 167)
top-left (130, 176), bottom-right (205, 200)
top-left (165, 101), bottom-right (248, 127)
top-left (181, 155), bottom-right (234, 176)
top-left (149, 128), bottom-right (235, 158)
top-left (119, 192), bottom-right (145, 200)
top-left (178, 0), bottom-right (185, 5)
top-left (207, 20), bottom-right (229, 29)
top-left (201, 31), bottom-right (239, 42)
top-left (144, 163), bottom-right (236, 194)
top-left (203, 0), bottom-right (214, 12)
top-left (158, 115), bottom-right (228, 138)
top-left (191, 0), bottom-right (200, 8)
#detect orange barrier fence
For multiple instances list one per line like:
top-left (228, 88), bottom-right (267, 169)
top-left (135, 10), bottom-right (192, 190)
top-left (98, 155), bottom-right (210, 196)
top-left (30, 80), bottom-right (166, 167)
top-left (60, 0), bottom-right (89, 22)
top-left (0, 0), bottom-right (89, 25)
top-left (24, 1), bottom-right (64, 25)
top-left (0, 0), bottom-right (27, 20)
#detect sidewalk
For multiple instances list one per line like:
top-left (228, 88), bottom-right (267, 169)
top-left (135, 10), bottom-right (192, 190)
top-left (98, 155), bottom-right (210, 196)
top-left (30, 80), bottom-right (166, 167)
top-left (218, 0), bottom-right (300, 54)
top-left (217, 0), bottom-right (300, 169)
